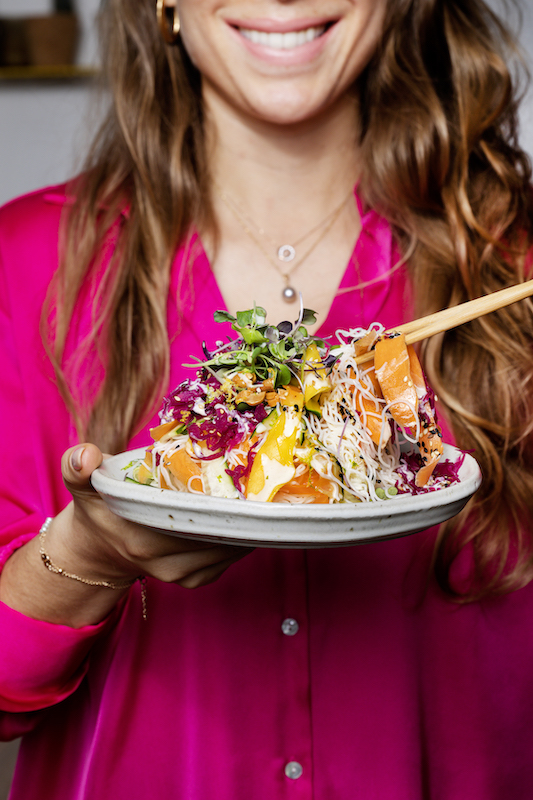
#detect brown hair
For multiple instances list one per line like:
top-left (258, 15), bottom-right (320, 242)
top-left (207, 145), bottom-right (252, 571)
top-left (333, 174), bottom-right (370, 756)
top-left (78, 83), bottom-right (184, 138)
top-left (46, 0), bottom-right (533, 600)
top-left (44, 0), bottom-right (212, 450)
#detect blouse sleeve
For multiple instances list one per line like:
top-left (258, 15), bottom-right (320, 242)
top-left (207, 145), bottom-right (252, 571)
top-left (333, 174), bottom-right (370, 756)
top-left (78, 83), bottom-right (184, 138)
top-left (0, 195), bottom-right (119, 737)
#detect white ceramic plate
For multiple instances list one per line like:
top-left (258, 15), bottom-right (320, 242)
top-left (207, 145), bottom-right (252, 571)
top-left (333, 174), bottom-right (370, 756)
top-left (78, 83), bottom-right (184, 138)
top-left (91, 445), bottom-right (481, 549)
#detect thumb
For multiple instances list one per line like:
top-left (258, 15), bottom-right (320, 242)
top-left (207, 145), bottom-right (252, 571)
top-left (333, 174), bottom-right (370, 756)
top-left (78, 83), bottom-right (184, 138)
top-left (62, 443), bottom-right (105, 494)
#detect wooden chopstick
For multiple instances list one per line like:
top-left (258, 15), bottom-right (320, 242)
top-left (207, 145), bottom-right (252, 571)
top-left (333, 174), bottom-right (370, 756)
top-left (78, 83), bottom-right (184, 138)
top-left (355, 278), bottom-right (533, 365)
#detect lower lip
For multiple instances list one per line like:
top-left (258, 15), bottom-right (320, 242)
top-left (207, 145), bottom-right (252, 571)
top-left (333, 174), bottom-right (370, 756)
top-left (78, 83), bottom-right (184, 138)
top-left (227, 23), bottom-right (336, 66)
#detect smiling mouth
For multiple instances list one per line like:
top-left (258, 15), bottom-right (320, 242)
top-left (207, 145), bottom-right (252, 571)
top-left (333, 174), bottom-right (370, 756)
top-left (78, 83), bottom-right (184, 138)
top-left (238, 25), bottom-right (328, 50)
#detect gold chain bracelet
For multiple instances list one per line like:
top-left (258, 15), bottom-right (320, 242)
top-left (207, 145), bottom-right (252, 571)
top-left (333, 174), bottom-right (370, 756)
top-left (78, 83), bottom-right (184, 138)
top-left (39, 517), bottom-right (147, 619)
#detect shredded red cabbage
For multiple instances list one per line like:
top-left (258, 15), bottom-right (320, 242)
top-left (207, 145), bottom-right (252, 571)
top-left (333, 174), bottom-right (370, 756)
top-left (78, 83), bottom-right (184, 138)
top-left (433, 452), bottom-right (465, 482)
top-left (396, 451), bottom-right (464, 495)
top-left (159, 379), bottom-right (266, 461)
top-left (226, 440), bottom-right (261, 493)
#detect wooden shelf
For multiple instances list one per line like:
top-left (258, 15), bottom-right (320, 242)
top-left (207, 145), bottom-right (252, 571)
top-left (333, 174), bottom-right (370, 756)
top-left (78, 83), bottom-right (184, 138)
top-left (0, 65), bottom-right (99, 81)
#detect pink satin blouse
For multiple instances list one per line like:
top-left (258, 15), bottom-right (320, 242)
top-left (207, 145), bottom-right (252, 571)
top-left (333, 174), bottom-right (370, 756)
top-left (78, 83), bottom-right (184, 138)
top-left (1, 186), bottom-right (532, 800)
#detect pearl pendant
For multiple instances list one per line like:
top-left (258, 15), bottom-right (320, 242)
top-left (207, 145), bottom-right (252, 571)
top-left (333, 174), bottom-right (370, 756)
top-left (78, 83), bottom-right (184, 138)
top-left (282, 285), bottom-right (297, 303)
top-left (278, 244), bottom-right (296, 262)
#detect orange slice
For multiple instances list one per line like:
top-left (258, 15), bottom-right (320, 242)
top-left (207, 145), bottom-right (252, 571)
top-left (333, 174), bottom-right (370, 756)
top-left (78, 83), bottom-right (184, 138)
top-left (135, 448), bottom-right (154, 484)
top-left (150, 419), bottom-right (182, 441)
top-left (163, 448), bottom-right (203, 493)
top-left (274, 467), bottom-right (333, 504)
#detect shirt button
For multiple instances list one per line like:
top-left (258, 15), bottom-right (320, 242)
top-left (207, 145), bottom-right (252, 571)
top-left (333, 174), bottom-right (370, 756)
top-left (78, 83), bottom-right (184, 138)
top-left (281, 618), bottom-right (299, 636)
top-left (285, 761), bottom-right (303, 780)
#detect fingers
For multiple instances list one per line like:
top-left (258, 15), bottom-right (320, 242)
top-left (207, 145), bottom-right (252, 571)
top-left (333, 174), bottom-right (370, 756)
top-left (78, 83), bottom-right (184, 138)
top-left (133, 544), bottom-right (254, 584)
top-left (58, 443), bottom-right (255, 590)
top-left (174, 548), bottom-right (255, 589)
top-left (62, 443), bottom-right (104, 492)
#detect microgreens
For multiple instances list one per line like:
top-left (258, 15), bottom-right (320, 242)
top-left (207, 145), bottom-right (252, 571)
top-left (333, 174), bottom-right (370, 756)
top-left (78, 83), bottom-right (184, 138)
top-left (194, 305), bottom-right (328, 388)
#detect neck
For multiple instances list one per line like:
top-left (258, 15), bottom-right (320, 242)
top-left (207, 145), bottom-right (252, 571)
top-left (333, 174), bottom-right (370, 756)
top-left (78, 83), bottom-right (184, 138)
top-left (204, 86), bottom-right (361, 230)
top-left (201, 86), bottom-right (363, 328)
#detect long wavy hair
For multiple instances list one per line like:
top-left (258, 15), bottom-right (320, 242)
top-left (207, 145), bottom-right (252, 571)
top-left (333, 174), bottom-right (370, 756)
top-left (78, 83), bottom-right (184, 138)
top-left (44, 0), bottom-right (533, 600)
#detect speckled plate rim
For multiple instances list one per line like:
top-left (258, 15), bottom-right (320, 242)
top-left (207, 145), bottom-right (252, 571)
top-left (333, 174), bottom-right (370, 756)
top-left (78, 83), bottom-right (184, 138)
top-left (90, 445), bottom-right (482, 548)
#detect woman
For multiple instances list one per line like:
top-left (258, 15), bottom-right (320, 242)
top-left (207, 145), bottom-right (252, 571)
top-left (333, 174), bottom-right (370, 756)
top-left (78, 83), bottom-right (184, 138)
top-left (1, 0), bottom-right (533, 797)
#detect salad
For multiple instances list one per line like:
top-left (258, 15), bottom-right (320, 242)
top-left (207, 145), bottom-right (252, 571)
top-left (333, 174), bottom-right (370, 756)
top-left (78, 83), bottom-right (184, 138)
top-left (127, 306), bottom-right (462, 504)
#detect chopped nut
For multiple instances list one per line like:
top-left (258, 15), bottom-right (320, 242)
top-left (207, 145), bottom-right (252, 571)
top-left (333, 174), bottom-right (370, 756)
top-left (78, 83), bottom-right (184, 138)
top-left (236, 389), bottom-right (266, 406)
top-left (265, 387), bottom-right (290, 407)
top-left (232, 372), bottom-right (255, 389)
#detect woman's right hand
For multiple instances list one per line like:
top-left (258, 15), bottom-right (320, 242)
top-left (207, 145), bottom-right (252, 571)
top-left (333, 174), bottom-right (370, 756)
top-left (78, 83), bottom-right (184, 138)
top-left (0, 444), bottom-right (253, 628)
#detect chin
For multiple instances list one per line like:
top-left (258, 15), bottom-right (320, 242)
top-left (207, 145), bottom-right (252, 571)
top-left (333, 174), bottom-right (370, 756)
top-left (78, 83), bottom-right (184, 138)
top-left (243, 89), bottom-right (331, 127)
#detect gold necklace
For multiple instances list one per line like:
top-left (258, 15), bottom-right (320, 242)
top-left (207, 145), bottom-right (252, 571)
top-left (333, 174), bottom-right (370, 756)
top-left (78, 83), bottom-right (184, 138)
top-left (220, 189), bottom-right (351, 264)
top-left (217, 188), bottom-right (352, 303)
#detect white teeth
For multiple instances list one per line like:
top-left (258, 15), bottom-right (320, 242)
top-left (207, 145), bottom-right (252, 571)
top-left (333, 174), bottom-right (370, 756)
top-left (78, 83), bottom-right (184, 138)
top-left (240, 26), bottom-right (326, 50)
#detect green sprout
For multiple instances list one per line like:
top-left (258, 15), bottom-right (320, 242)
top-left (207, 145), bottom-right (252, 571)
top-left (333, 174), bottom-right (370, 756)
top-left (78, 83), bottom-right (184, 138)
top-left (204, 305), bottom-right (326, 388)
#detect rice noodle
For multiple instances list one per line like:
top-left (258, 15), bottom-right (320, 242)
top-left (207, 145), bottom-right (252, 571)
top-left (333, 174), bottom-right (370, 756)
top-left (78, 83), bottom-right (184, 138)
top-left (304, 331), bottom-right (402, 502)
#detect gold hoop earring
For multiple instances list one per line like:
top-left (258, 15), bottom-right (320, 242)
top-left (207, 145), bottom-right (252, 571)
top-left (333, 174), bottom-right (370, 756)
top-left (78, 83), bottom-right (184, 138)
top-left (156, 0), bottom-right (181, 44)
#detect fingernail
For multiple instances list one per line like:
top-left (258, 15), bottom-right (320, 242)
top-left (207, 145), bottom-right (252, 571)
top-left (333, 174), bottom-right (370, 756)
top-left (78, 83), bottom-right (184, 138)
top-left (71, 446), bottom-right (86, 471)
